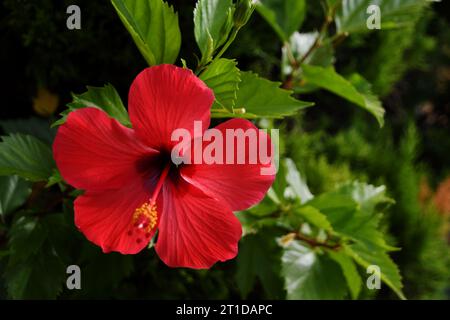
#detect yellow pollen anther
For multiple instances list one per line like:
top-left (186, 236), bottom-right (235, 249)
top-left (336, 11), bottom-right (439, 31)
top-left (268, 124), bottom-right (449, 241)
top-left (131, 163), bottom-right (169, 236)
top-left (133, 201), bottom-right (158, 232)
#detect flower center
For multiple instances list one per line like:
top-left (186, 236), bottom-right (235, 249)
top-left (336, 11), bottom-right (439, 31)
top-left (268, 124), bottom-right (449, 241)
top-left (132, 202), bottom-right (158, 232)
top-left (130, 163), bottom-right (171, 236)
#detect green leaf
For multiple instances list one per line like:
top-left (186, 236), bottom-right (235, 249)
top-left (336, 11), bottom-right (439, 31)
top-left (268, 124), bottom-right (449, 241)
top-left (335, 0), bottom-right (427, 34)
top-left (345, 243), bottom-right (405, 300)
top-left (0, 117), bottom-right (55, 144)
top-left (306, 193), bottom-right (358, 232)
top-left (348, 73), bottom-right (386, 126)
top-left (4, 215), bottom-right (68, 299)
top-left (327, 250), bottom-right (362, 299)
top-left (308, 188), bottom-right (395, 251)
top-left (256, 0), bottom-right (306, 41)
top-left (280, 240), bottom-right (347, 299)
top-left (52, 84), bottom-right (130, 127)
top-left (7, 217), bottom-right (47, 266)
top-left (0, 176), bottom-right (31, 217)
top-left (46, 169), bottom-right (63, 188)
top-left (200, 58), bottom-right (241, 112)
top-left (295, 206), bottom-right (333, 232)
top-left (335, 181), bottom-right (393, 214)
top-left (77, 244), bottom-right (134, 297)
top-left (267, 186), bottom-right (282, 205)
top-left (284, 158), bottom-right (313, 203)
top-left (236, 232), bottom-right (284, 299)
top-left (332, 182), bottom-right (397, 250)
top-left (0, 134), bottom-right (55, 182)
top-left (246, 195), bottom-right (279, 217)
top-left (236, 211), bottom-right (279, 236)
top-left (271, 158), bottom-right (287, 203)
top-left (111, 0), bottom-right (181, 65)
top-left (307, 182), bottom-right (404, 299)
top-left (334, 204), bottom-right (398, 252)
top-left (353, 215), bottom-right (399, 252)
top-left (233, 71), bottom-right (313, 118)
top-left (301, 65), bottom-right (385, 126)
top-left (194, 0), bottom-right (234, 59)
top-left (5, 251), bottom-right (65, 299)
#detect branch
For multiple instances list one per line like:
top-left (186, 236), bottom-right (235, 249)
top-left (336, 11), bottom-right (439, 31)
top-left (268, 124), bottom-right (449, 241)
top-left (281, 232), bottom-right (341, 250)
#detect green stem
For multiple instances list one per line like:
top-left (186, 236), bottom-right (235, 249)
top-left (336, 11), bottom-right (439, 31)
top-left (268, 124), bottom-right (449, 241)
top-left (282, 2), bottom-right (341, 89)
top-left (298, 12), bottom-right (333, 65)
top-left (196, 27), bottom-right (241, 76)
top-left (284, 41), bottom-right (299, 69)
top-left (295, 232), bottom-right (341, 250)
top-left (212, 28), bottom-right (239, 63)
top-left (330, 31), bottom-right (349, 48)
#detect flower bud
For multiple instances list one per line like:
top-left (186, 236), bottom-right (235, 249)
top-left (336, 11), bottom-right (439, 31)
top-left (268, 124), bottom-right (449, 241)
top-left (233, 0), bottom-right (256, 28)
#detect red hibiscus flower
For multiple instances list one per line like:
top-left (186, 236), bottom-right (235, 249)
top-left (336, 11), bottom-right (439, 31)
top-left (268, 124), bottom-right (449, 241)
top-left (53, 64), bottom-right (275, 269)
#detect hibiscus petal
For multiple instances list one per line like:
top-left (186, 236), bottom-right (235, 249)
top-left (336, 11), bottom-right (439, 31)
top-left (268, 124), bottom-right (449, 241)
top-left (128, 65), bottom-right (214, 151)
top-left (155, 177), bottom-right (242, 269)
top-left (180, 119), bottom-right (276, 211)
top-left (74, 179), bottom-right (163, 254)
top-left (53, 107), bottom-right (158, 191)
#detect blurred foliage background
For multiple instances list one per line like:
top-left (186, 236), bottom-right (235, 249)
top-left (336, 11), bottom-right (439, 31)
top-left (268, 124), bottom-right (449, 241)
top-left (0, 0), bottom-right (448, 299)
